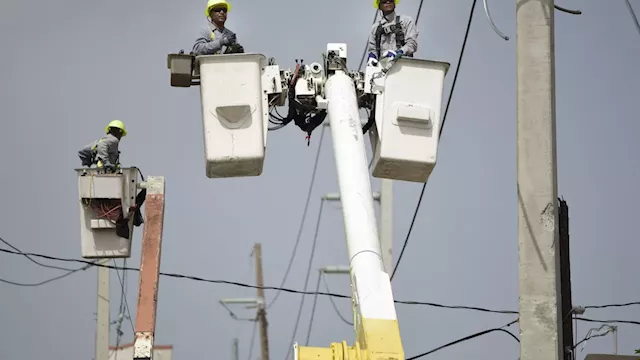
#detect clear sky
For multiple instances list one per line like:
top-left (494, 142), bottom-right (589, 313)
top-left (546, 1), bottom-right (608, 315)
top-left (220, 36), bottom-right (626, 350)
top-left (1, 0), bottom-right (639, 359)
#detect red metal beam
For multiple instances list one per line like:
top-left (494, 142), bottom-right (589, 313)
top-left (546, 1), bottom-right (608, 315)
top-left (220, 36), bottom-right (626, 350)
top-left (133, 176), bottom-right (166, 360)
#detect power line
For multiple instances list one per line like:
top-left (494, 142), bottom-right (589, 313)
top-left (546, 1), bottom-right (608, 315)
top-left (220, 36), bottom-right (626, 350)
top-left (304, 271), bottom-right (322, 346)
top-left (3, 247), bottom-right (640, 319)
top-left (391, 0), bottom-right (478, 281)
top-left (625, 0), bottom-right (640, 37)
top-left (575, 317), bottom-right (640, 326)
top-left (322, 272), bottom-right (353, 326)
top-left (247, 321), bottom-right (258, 360)
top-left (0, 236), bottom-right (83, 272)
top-left (585, 301), bottom-right (640, 309)
top-left (406, 319), bottom-right (519, 360)
top-left (112, 259), bottom-right (135, 335)
top-left (268, 125), bottom-right (325, 309)
top-left (284, 200), bottom-right (324, 360)
top-left (0, 267), bottom-right (91, 287)
top-left (357, 11), bottom-right (379, 71)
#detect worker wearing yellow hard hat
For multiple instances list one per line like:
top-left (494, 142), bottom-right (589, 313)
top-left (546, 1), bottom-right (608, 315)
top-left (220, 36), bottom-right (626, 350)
top-left (365, 0), bottom-right (419, 65)
top-left (78, 120), bottom-right (127, 173)
top-left (192, 0), bottom-right (244, 56)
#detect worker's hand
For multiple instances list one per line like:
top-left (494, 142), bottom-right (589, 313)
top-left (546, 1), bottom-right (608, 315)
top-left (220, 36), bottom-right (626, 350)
top-left (384, 50), bottom-right (403, 60)
top-left (367, 57), bottom-right (379, 67)
top-left (222, 34), bottom-right (236, 46)
top-left (103, 164), bottom-right (117, 173)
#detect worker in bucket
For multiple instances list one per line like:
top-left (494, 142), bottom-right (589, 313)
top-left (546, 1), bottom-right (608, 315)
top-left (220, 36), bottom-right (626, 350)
top-left (77, 120), bottom-right (127, 173)
top-left (192, 0), bottom-right (244, 55)
top-left (365, 0), bottom-right (419, 66)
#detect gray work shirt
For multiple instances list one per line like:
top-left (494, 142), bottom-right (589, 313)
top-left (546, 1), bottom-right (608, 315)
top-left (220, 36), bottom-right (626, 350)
top-left (366, 12), bottom-right (419, 58)
top-left (192, 25), bottom-right (237, 56)
top-left (94, 133), bottom-right (120, 167)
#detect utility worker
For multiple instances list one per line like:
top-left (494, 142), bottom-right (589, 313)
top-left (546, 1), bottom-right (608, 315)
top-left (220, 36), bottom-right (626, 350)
top-left (365, 0), bottom-right (419, 66)
top-left (192, 0), bottom-right (243, 56)
top-left (78, 120), bottom-right (127, 173)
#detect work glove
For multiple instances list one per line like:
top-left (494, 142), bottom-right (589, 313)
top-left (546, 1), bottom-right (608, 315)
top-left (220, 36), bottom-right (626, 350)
top-left (103, 164), bottom-right (117, 173)
top-left (221, 33), bottom-right (236, 46)
top-left (384, 49), bottom-right (403, 60)
top-left (366, 52), bottom-right (378, 66)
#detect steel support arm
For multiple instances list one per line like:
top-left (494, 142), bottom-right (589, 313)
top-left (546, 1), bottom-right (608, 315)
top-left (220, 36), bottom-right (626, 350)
top-left (133, 176), bottom-right (166, 360)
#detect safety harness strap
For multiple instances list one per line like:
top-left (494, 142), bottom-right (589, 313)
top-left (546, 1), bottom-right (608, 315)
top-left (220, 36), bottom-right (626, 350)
top-left (374, 16), bottom-right (406, 58)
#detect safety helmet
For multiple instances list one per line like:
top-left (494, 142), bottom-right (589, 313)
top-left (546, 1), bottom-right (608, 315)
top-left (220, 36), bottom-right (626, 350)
top-left (105, 120), bottom-right (127, 137)
top-left (205, 0), bottom-right (231, 16)
top-left (373, 0), bottom-right (400, 9)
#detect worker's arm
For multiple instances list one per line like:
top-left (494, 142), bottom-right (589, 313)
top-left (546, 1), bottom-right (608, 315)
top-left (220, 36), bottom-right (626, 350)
top-left (400, 16), bottom-right (419, 56)
top-left (192, 28), bottom-right (223, 55)
top-left (95, 136), bottom-right (119, 167)
top-left (365, 23), bottom-right (378, 58)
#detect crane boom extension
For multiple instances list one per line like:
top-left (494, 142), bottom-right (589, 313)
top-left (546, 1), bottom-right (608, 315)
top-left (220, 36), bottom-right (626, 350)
top-left (166, 43), bottom-right (450, 360)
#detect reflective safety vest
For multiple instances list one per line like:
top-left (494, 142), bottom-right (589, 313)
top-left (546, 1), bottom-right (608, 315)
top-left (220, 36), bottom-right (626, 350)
top-left (374, 16), bottom-right (406, 59)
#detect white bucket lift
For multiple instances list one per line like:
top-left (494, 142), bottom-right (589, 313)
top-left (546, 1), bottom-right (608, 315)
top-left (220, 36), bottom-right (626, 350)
top-left (368, 58), bottom-right (450, 183)
top-left (76, 167), bottom-right (139, 258)
top-left (196, 54), bottom-right (270, 178)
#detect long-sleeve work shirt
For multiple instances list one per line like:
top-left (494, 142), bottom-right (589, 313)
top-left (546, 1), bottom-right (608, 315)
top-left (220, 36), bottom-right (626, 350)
top-left (366, 12), bottom-right (419, 58)
top-left (192, 25), bottom-right (237, 56)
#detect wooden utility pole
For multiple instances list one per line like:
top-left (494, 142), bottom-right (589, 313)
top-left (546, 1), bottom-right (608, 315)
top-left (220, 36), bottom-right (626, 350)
top-left (254, 243), bottom-right (270, 360)
top-left (516, 2), bottom-right (563, 360)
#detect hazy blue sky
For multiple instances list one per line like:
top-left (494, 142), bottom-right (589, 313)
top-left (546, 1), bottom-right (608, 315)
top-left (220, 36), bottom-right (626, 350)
top-left (1, 1), bottom-right (639, 359)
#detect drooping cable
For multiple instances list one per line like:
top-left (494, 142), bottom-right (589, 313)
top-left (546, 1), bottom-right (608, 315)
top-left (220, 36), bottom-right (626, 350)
top-left (625, 0), bottom-right (640, 36)
top-left (406, 319), bottom-right (519, 360)
top-left (357, 11), bottom-right (380, 71)
top-left (0, 236), bottom-right (79, 272)
top-left (303, 271), bottom-right (323, 346)
top-left (284, 200), bottom-right (324, 360)
top-left (4, 247), bottom-right (640, 319)
top-left (322, 273), bottom-right (353, 326)
top-left (390, 0), bottom-right (478, 281)
top-left (267, 126), bottom-right (325, 309)
top-left (246, 321), bottom-right (258, 360)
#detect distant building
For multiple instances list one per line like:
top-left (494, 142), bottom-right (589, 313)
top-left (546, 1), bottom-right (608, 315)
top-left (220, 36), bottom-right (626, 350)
top-left (108, 343), bottom-right (173, 360)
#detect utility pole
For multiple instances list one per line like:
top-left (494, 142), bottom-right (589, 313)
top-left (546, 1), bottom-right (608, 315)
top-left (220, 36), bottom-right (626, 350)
top-left (254, 243), bottom-right (270, 360)
top-left (517, 2), bottom-right (563, 360)
top-left (95, 259), bottom-right (110, 360)
top-left (232, 338), bottom-right (239, 360)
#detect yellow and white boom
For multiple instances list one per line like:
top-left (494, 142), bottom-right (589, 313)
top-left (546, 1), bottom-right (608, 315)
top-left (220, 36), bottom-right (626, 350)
top-left (167, 43), bottom-right (449, 360)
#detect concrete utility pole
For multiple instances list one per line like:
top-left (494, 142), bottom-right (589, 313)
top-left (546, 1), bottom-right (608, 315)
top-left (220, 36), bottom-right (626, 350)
top-left (96, 259), bottom-right (110, 360)
top-left (516, 2), bottom-right (563, 360)
top-left (232, 338), bottom-right (239, 360)
top-left (254, 243), bottom-right (270, 360)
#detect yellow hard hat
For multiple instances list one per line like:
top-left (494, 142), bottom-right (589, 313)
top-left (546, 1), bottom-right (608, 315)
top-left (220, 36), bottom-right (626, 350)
top-left (373, 0), bottom-right (400, 9)
top-left (105, 120), bottom-right (127, 137)
top-left (205, 0), bottom-right (231, 16)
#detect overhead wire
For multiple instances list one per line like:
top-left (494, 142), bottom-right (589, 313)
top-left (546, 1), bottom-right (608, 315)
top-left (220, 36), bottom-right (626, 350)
top-left (304, 271), bottom-right (323, 346)
top-left (3, 247), bottom-right (640, 321)
top-left (0, 236), bottom-right (82, 272)
top-left (573, 324), bottom-right (616, 351)
top-left (406, 319), bottom-right (520, 360)
top-left (267, 126), bottom-right (325, 309)
top-left (391, 0), bottom-right (478, 281)
top-left (625, 0), bottom-right (640, 36)
top-left (246, 321), bottom-right (258, 360)
top-left (321, 272), bottom-right (353, 326)
top-left (284, 200), bottom-right (325, 360)
top-left (112, 259), bottom-right (135, 335)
